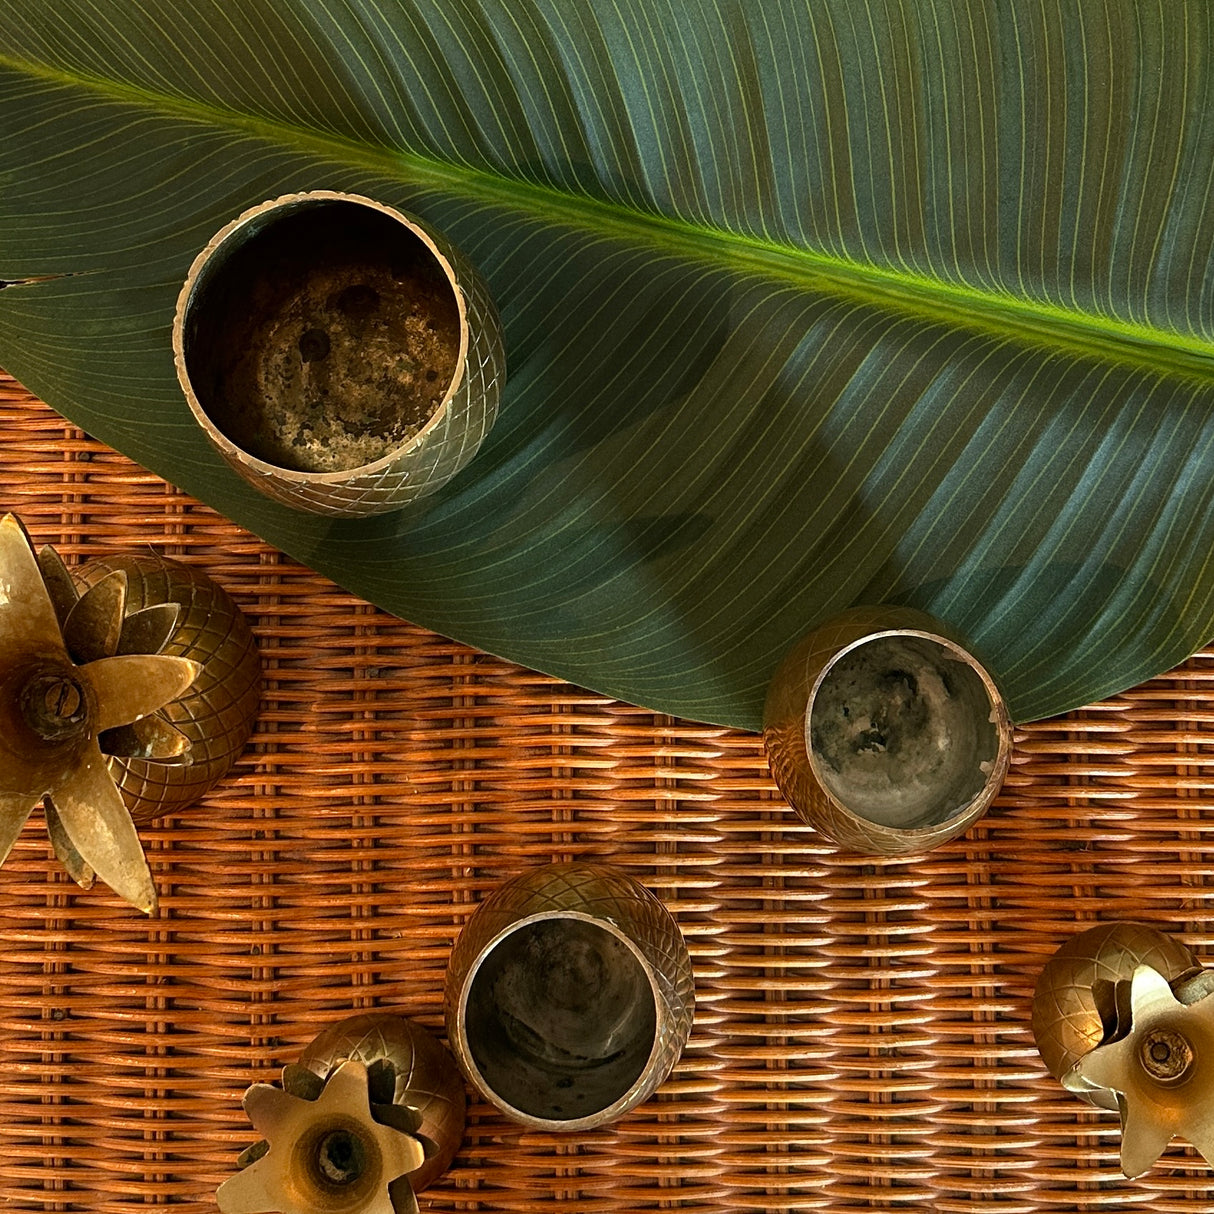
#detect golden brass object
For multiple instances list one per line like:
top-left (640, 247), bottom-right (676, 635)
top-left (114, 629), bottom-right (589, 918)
top-left (1031, 922), bottom-right (1199, 1109)
top-left (174, 191), bottom-right (505, 517)
top-left (1068, 965), bottom-right (1214, 1178)
top-left (0, 515), bottom-right (200, 912)
top-left (219, 1013), bottom-right (466, 1214)
top-left (297, 1013), bottom-right (466, 1194)
top-left (445, 862), bottom-right (695, 1130)
top-left (1032, 923), bottom-right (1214, 1176)
top-left (763, 605), bottom-right (1013, 854)
top-left (66, 552), bottom-right (262, 822)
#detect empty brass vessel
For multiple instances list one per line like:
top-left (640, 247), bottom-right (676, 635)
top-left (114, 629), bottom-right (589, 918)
top-left (445, 862), bottom-right (694, 1131)
top-left (763, 605), bottom-right (1012, 854)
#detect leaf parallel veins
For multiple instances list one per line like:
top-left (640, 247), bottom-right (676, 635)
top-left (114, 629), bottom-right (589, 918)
top-left (1, 0), bottom-right (1213, 731)
top-left (0, 48), bottom-right (1210, 385)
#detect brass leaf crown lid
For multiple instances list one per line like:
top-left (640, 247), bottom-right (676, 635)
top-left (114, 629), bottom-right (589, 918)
top-left (217, 1060), bottom-right (428, 1214)
top-left (1066, 965), bottom-right (1214, 1179)
top-left (0, 515), bottom-right (200, 913)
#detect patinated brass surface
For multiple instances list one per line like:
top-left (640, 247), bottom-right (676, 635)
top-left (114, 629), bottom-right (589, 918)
top-left (1031, 922), bottom-right (1199, 1110)
top-left (0, 515), bottom-right (200, 911)
top-left (217, 1060), bottom-right (427, 1214)
top-left (68, 552), bottom-right (262, 821)
top-left (297, 1013), bottom-right (466, 1195)
top-left (174, 191), bottom-right (505, 518)
top-left (763, 605), bottom-right (1012, 855)
top-left (445, 862), bottom-right (695, 1131)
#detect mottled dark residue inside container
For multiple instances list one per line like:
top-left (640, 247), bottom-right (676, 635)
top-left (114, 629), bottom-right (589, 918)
top-left (185, 201), bottom-right (460, 473)
top-left (464, 918), bottom-right (656, 1121)
top-left (810, 634), bottom-right (999, 830)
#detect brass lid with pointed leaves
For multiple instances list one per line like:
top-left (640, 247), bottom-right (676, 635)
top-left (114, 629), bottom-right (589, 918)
top-left (296, 1013), bottom-right (465, 1195)
top-left (0, 515), bottom-right (200, 912)
top-left (1032, 922), bottom-right (1200, 1110)
top-left (219, 1014), bottom-right (466, 1214)
top-left (1065, 965), bottom-right (1214, 1178)
top-left (62, 550), bottom-right (261, 822)
top-left (217, 1060), bottom-right (429, 1214)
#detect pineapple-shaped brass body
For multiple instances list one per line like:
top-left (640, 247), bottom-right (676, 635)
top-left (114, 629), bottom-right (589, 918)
top-left (61, 552), bottom-right (261, 822)
top-left (218, 1012), bottom-right (466, 1214)
top-left (445, 862), bottom-right (695, 1131)
top-left (1032, 921), bottom-right (1199, 1109)
top-left (763, 606), bottom-right (1012, 854)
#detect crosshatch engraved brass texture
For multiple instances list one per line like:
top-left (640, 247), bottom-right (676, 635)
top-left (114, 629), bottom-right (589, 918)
top-left (1031, 922), bottom-right (1200, 1111)
top-left (445, 862), bottom-right (695, 1131)
top-left (297, 1013), bottom-right (466, 1195)
top-left (65, 551), bottom-right (262, 822)
top-left (174, 191), bottom-right (505, 517)
top-left (763, 605), bottom-right (1013, 855)
top-left (218, 1013), bottom-right (466, 1214)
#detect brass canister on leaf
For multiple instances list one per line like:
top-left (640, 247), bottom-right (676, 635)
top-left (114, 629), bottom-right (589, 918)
top-left (174, 190), bottom-right (505, 517)
top-left (444, 862), bottom-right (695, 1131)
top-left (763, 605), bottom-right (1012, 855)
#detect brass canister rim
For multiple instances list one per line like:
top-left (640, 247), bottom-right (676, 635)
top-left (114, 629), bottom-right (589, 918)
top-left (803, 624), bottom-right (1012, 844)
top-left (449, 907), bottom-right (671, 1133)
top-left (172, 189), bottom-right (471, 485)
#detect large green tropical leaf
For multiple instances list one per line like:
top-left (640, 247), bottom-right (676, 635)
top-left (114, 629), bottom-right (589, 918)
top-left (0, 0), bottom-right (1210, 730)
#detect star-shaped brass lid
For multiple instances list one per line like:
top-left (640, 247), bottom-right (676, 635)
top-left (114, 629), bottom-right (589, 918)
top-left (1067, 964), bottom-right (1214, 1178)
top-left (217, 1060), bottom-right (427, 1214)
top-left (0, 515), bottom-right (199, 912)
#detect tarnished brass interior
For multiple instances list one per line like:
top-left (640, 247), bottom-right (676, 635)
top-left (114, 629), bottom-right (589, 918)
top-left (183, 198), bottom-right (461, 474)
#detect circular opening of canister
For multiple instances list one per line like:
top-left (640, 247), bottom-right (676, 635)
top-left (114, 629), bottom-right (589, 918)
top-left (180, 196), bottom-right (462, 475)
top-left (463, 915), bottom-right (658, 1124)
top-left (808, 632), bottom-right (1002, 831)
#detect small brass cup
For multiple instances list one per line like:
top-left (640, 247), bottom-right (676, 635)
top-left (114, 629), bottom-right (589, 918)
top-left (763, 606), bottom-right (1013, 854)
top-left (174, 190), bottom-right (504, 517)
top-left (444, 863), bottom-right (694, 1131)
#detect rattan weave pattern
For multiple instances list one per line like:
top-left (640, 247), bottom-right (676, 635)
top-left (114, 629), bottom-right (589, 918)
top-left (1, 370), bottom-right (1212, 1212)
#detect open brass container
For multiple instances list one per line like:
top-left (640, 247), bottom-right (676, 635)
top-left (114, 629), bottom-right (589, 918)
top-left (763, 606), bottom-right (1012, 855)
top-left (218, 1012), bottom-right (466, 1214)
top-left (444, 863), bottom-right (694, 1131)
top-left (174, 191), bottom-right (505, 517)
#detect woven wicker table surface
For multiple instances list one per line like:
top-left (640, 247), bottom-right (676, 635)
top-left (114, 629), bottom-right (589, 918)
top-left (1, 370), bottom-right (1210, 1213)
